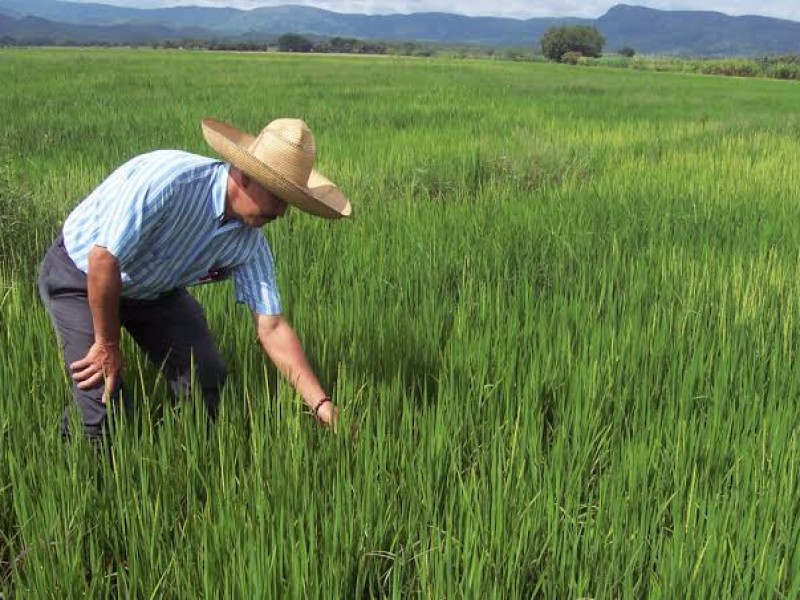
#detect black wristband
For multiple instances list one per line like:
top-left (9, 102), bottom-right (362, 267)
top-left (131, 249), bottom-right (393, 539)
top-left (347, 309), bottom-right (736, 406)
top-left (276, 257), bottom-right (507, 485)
top-left (313, 396), bottom-right (332, 416)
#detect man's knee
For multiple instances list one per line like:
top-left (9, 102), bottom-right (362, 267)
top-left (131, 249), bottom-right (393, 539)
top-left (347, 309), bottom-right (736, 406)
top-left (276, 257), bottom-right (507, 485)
top-left (201, 354), bottom-right (228, 389)
top-left (170, 351), bottom-right (228, 394)
top-left (62, 384), bottom-right (123, 441)
top-left (195, 354), bottom-right (227, 420)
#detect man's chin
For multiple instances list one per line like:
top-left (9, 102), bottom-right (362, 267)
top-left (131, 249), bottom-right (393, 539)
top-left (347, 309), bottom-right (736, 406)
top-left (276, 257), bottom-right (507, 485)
top-left (249, 216), bottom-right (272, 227)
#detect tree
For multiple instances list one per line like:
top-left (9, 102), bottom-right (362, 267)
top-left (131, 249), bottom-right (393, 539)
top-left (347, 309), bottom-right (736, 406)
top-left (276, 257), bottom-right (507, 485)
top-left (326, 37), bottom-right (357, 53)
top-left (540, 25), bottom-right (605, 62)
top-left (618, 46), bottom-right (636, 58)
top-left (277, 33), bottom-right (313, 53)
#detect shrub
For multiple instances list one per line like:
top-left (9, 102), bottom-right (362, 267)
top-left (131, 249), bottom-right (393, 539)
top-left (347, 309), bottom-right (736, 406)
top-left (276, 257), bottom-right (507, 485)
top-left (767, 62), bottom-right (800, 80)
top-left (618, 46), bottom-right (636, 58)
top-left (561, 51), bottom-right (582, 65)
top-left (700, 60), bottom-right (760, 78)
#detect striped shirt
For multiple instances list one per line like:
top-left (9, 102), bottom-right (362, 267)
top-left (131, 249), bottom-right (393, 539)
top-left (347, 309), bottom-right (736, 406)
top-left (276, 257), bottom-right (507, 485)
top-left (62, 150), bottom-right (282, 315)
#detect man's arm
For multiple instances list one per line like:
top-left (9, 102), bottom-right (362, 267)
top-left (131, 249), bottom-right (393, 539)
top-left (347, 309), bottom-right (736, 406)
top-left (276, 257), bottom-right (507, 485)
top-left (253, 312), bottom-right (337, 426)
top-left (70, 245), bottom-right (124, 402)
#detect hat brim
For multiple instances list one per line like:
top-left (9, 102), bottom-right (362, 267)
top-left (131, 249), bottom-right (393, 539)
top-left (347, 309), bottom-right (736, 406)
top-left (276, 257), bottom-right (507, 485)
top-left (201, 118), bottom-right (352, 219)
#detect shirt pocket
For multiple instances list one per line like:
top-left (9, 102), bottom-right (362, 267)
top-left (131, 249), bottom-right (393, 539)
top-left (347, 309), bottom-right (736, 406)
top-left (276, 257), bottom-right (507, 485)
top-left (196, 265), bottom-right (233, 285)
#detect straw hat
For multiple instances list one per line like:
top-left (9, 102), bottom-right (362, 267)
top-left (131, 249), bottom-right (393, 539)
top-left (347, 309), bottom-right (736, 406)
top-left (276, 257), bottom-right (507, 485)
top-left (201, 117), bottom-right (352, 219)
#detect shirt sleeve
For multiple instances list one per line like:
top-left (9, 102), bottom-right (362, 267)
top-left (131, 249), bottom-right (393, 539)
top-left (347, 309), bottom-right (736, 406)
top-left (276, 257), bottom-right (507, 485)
top-left (93, 159), bottom-right (172, 266)
top-left (233, 236), bottom-right (282, 316)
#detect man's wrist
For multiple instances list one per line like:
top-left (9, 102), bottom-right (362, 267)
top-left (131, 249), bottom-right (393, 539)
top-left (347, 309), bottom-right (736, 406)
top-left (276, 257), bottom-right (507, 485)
top-left (313, 396), bottom-right (332, 417)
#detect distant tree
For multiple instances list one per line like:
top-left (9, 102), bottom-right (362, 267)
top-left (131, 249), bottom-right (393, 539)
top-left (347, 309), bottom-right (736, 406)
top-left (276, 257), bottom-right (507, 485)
top-left (277, 33), bottom-right (312, 52)
top-left (540, 25), bottom-right (605, 62)
top-left (618, 46), bottom-right (636, 58)
top-left (358, 40), bottom-right (387, 55)
top-left (180, 38), bottom-right (207, 50)
top-left (400, 41), bottom-right (434, 57)
top-left (327, 36), bottom-right (357, 53)
top-left (399, 41), bottom-right (419, 56)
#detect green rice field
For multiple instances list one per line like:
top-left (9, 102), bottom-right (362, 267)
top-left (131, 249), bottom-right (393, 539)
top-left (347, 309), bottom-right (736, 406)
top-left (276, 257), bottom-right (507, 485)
top-left (2, 48), bottom-right (800, 597)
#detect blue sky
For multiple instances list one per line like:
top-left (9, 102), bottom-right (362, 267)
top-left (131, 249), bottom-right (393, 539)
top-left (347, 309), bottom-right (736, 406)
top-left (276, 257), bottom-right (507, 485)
top-left (63, 1), bottom-right (800, 22)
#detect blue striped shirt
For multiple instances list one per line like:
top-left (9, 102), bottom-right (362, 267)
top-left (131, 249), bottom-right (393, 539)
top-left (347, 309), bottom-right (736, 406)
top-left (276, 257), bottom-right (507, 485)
top-left (62, 150), bottom-right (282, 315)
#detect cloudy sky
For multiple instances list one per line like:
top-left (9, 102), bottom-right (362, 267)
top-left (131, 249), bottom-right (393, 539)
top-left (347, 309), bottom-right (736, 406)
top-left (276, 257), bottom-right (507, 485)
top-left (64, 1), bottom-right (800, 22)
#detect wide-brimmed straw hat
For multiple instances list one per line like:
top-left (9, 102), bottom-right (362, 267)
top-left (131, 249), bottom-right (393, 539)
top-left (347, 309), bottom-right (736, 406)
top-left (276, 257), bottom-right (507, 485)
top-left (201, 117), bottom-right (352, 219)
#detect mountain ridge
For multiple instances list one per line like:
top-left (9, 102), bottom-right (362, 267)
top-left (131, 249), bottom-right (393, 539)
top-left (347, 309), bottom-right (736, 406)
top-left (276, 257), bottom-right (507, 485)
top-left (1, 1), bottom-right (799, 56)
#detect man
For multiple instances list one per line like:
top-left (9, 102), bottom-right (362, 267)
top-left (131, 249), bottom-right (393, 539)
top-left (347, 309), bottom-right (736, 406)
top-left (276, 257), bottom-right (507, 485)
top-left (38, 117), bottom-right (352, 440)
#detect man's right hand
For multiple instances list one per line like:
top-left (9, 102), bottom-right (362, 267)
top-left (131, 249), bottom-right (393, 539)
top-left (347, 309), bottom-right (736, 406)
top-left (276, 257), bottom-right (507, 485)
top-left (70, 341), bottom-right (124, 403)
top-left (81, 245), bottom-right (124, 403)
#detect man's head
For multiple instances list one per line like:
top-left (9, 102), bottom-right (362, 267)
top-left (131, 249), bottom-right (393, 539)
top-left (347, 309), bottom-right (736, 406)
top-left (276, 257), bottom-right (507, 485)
top-left (202, 117), bottom-right (352, 221)
top-left (225, 167), bottom-right (289, 228)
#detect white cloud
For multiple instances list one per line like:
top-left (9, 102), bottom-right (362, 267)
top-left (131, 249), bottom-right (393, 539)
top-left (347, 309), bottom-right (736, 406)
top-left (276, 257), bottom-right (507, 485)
top-left (62, 0), bottom-right (800, 22)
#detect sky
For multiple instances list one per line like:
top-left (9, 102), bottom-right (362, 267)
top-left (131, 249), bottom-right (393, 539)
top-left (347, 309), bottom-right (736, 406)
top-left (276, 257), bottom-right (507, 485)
top-left (63, 1), bottom-right (800, 22)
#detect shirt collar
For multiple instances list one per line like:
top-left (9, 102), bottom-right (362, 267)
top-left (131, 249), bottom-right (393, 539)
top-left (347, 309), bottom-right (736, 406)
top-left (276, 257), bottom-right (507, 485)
top-left (213, 162), bottom-right (231, 224)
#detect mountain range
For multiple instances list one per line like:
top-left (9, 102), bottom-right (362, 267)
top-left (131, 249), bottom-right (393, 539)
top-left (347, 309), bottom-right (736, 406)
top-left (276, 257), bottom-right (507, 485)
top-left (1, 0), bottom-right (799, 56)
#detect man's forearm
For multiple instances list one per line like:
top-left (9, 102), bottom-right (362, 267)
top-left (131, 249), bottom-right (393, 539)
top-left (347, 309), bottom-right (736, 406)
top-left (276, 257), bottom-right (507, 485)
top-left (87, 245), bottom-right (122, 344)
top-left (257, 316), bottom-right (327, 406)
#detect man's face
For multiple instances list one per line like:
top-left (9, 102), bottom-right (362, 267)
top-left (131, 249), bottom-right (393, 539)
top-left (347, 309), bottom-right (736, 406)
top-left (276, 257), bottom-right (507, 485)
top-left (235, 177), bottom-right (289, 228)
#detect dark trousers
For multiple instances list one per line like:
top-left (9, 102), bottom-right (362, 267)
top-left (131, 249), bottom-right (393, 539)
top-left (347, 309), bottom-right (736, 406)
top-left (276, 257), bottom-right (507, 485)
top-left (38, 234), bottom-right (228, 440)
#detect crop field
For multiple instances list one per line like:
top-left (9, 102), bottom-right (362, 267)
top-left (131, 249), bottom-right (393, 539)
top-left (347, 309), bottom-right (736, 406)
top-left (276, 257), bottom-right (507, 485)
top-left (2, 48), bottom-right (800, 597)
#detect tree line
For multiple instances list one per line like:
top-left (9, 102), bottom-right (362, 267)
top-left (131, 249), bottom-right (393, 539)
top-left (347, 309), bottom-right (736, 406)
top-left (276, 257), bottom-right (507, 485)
top-left (153, 35), bottom-right (441, 57)
top-left (4, 27), bottom-right (798, 81)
